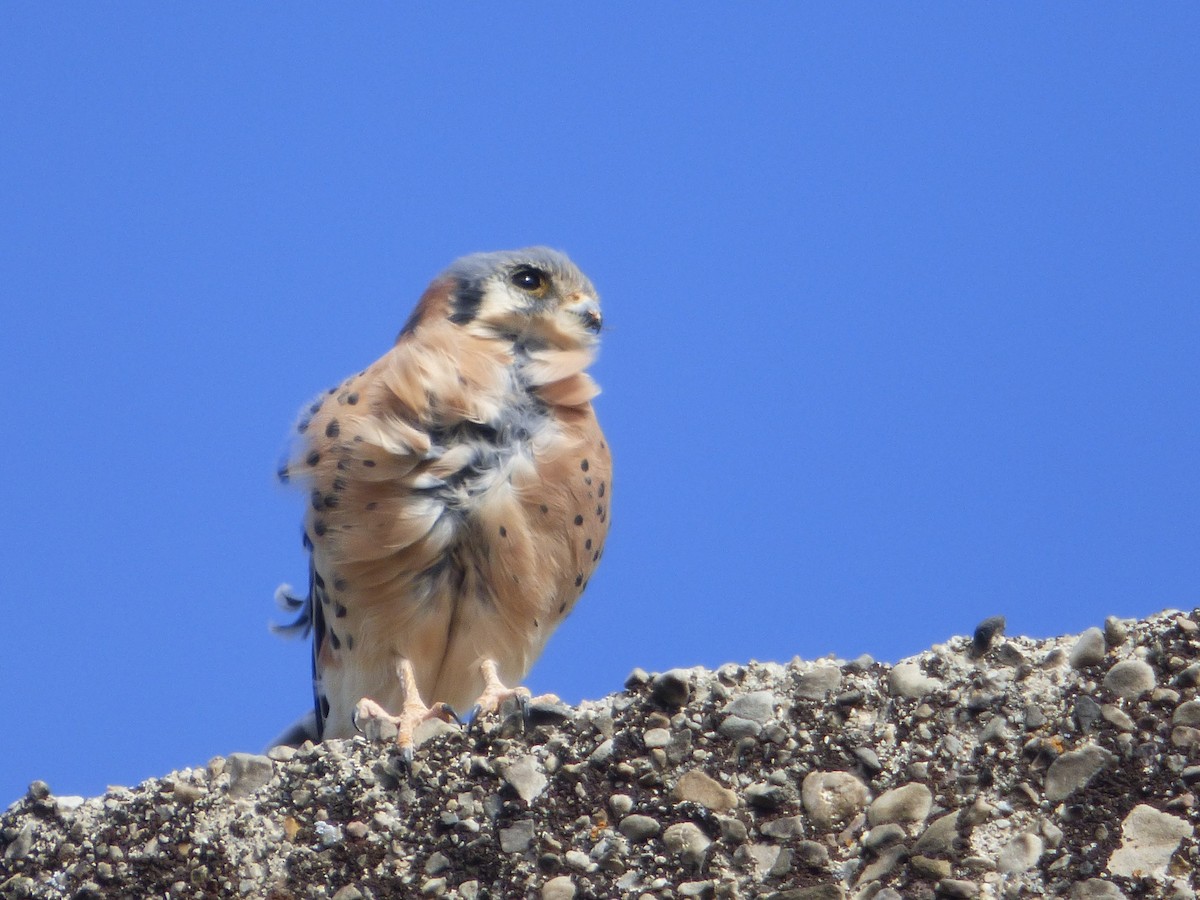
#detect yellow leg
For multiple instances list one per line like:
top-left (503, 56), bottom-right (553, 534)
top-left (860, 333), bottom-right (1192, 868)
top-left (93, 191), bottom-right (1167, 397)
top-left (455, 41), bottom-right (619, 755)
top-left (353, 658), bottom-right (457, 757)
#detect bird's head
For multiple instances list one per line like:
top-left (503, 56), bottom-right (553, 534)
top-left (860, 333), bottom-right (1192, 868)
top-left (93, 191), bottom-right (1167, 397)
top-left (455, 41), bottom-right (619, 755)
top-left (423, 247), bottom-right (602, 351)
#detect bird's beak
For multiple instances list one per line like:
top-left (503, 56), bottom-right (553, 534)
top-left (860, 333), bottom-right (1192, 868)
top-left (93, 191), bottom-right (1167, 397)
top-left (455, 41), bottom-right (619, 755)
top-left (566, 295), bottom-right (603, 334)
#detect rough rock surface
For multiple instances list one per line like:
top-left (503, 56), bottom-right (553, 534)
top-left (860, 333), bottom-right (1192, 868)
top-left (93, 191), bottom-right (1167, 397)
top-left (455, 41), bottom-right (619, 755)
top-left (4, 610), bottom-right (1200, 899)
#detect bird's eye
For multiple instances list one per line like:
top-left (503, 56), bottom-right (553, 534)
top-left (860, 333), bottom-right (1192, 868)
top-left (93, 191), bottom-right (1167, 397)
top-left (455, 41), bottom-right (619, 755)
top-left (510, 266), bottom-right (547, 293)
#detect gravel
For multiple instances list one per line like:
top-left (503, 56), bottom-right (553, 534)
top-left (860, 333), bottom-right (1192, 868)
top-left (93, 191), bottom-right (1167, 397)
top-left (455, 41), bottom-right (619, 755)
top-left (2, 609), bottom-right (1199, 899)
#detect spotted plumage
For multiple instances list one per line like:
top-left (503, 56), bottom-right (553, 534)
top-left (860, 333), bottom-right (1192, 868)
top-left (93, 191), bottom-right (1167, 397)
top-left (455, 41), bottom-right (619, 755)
top-left (273, 248), bottom-right (610, 750)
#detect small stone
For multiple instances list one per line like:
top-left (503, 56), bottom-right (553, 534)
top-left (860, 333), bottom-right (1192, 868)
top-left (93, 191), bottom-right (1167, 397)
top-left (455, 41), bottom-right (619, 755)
top-left (1106, 804), bottom-right (1191, 879)
top-left (266, 744), bottom-right (296, 762)
top-left (865, 823), bottom-right (906, 851)
top-left (332, 887), bottom-right (363, 900)
top-left (745, 781), bottom-right (788, 811)
top-left (888, 661), bottom-right (941, 698)
top-left (858, 844), bottom-right (905, 883)
top-left (1073, 695), bottom-right (1102, 732)
top-left (912, 855), bottom-right (952, 879)
top-left (1104, 659), bottom-right (1156, 699)
top-left (854, 747), bottom-right (883, 775)
top-left (674, 769), bottom-right (738, 812)
top-left (794, 667), bottom-right (842, 700)
top-left (971, 616), bottom-right (1006, 656)
top-left (678, 882), bottom-right (714, 899)
top-left (997, 832), bottom-right (1043, 873)
top-left (1104, 616), bottom-right (1129, 647)
top-left (588, 739), bottom-right (614, 767)
top-left (624, 667), bottom-right (650, 688)
top-left (541, 875), bottom-right (576, 900)
top-left (226, 753), bottom-right (274, 799)
top-left (725, 691), bottom-right (777, 723)
top-left (501, 755), bottom-right (548, 802)
top-left (644, 727), bottom-right (671, 749)
top-left (1070, 879), bottom-right (1128, 899)
top-left (868, 782), bottom-right (933, 826)
top-left (424, 851), bottom-right (450, 874)
top-left (563, 849), bottom-right (592, 871)
top-left (1100, 704), bottom-right (1135, 731)
top-left (914, 810), bottom-right (961, 856)
top-left (651, 669), bottom-right (692, 708)
top-left (345, 820), bottom-right (368, 839)
top-left (1024, 704), bottom-right (1047, 730)
top-left (801, 771), bottom-right (870, 829)
top-left (500, 820), bottom-right (536, 853)
top-left (1070, 628), bottom-right (1106, 669)
top-left (609, 793), bottom-right (634, 817)
top-left (663, 822), bottom-right (711, 868)
top-left (761, 815), bottom-right (805, 840)
top-left (1044, 744), bottom-right (1115, 802)
top-left (935, 880), bottom-right (979, 898)
top-left (719, 716), bottom-right (762, 740)
top-left (718, 815), bottom-right (748, 843)
top-left (794, 840), bottom-right (829, 868)
top-left (618, 815), bottom-right (661, 841)
top-left (1171, 726), bottom-right (1200, 748)
top-left (26, 781), bottom-right (50, 801)
top-left (1173, 699), bottom-right (1200, 726)
top-left (765, 888), bottom-right (844, 900)
top-left (3, 822), bottom-right (35, 860)
top-left (420, 878), bottom-right (446, 897)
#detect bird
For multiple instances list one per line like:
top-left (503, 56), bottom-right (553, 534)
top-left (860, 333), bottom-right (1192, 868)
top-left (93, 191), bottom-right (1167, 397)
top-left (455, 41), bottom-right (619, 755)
top-left (272, 247), bottom-right (611, 756)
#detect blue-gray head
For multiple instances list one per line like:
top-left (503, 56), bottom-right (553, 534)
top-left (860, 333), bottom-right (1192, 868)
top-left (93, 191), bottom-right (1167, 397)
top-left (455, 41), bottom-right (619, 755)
top-left (423, 247), bottom-right (602, 350)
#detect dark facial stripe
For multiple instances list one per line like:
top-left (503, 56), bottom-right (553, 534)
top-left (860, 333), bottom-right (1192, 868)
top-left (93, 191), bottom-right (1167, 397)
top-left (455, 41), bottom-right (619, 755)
top-left (448, 277), bottom-right (485, 325)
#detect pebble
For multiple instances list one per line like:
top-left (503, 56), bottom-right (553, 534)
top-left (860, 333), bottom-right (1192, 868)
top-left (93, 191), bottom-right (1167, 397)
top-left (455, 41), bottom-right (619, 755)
top-left (724, 691), bottom-right (777, 723)
top-left (673, 769), bottom-right (737, 812)
top-left (888, 661), bottom-right (941, 698)
top-left (1069, 628), bottom-right (1106, 669)
top-left (760, 815), bottom-right (804, 840)
top-left (1103, 659), bottom-right (1156, 699)
top-left (1106, 804), bottom-right (1191, 879)
top-left (718, 715), bottom-right (762, 740)
top-left (867, 782), bottom-right (932, 826)
top-left (1103, 616), bottom-right (1129, 647)
top-left (541, 875), bottom-right (576, 900)
top-left (1070, 880), bottom-right (1128, 899)
top-left (663, 822), bottom-right (711, 868)
top-left (618, 815), bottom-right (661, 841)
top-left (936, 880), bottom-right (980, 898)
top-left (914, 810), bottom-right (960, 856)
top-left (793, 667), bottom-right (842, 700)
top-left (588, 739), bottom-right (614, 767)
top-left (1044, 744), bottom-right (1115, 802)
top-left (801, 770), bottom-right (870, 829)
top-left (996, 832), bottom-right (1043, 873)
top-left (971, 616), bottom-right (1006, 656)
top-left (651, 669), bottom-right (692, 708)
top-left (609, 793), bottom-right (634, 817)
top-left (1099, 704), bottom-right (1135, 731)
top-left (1173, 699), bottom-right (1200, 726)
top-left (225, 754), bottom-right (273, 799)
top-left (745, 781), bottom-right (788, 811)
top-left (1073, 695), bottom-right (1102, 732)
top-left (499, 820), bottom-right (535, 853)
top-left (500, 755), bottom-right (547, 802)
top-left (643, 727), bottom-right (671, 749)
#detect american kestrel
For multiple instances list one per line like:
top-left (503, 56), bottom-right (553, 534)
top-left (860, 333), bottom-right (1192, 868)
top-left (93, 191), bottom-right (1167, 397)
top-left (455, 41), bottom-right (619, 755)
top-left (273, 248), bottom-right (610, 756)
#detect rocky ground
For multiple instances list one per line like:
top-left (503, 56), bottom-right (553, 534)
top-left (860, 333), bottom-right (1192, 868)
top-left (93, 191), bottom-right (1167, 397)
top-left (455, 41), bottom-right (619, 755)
top-left (3, 609), bottom-right (1200, 899)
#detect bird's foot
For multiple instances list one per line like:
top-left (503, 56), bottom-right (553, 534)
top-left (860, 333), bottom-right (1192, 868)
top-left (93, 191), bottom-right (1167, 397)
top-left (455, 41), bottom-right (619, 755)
top-left (467, 659), bottom-right (563, 732)
top-left (353, 696), bottom-right (460, 765)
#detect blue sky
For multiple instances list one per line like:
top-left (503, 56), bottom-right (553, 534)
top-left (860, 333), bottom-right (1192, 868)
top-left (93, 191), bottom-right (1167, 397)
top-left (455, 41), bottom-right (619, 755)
top-left (2, 6), bottom-right (1197, 805)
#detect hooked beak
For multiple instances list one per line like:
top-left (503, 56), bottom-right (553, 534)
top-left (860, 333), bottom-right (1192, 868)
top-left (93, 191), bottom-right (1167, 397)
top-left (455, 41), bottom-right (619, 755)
top-left (566, 294), bottom-right (603, 334)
